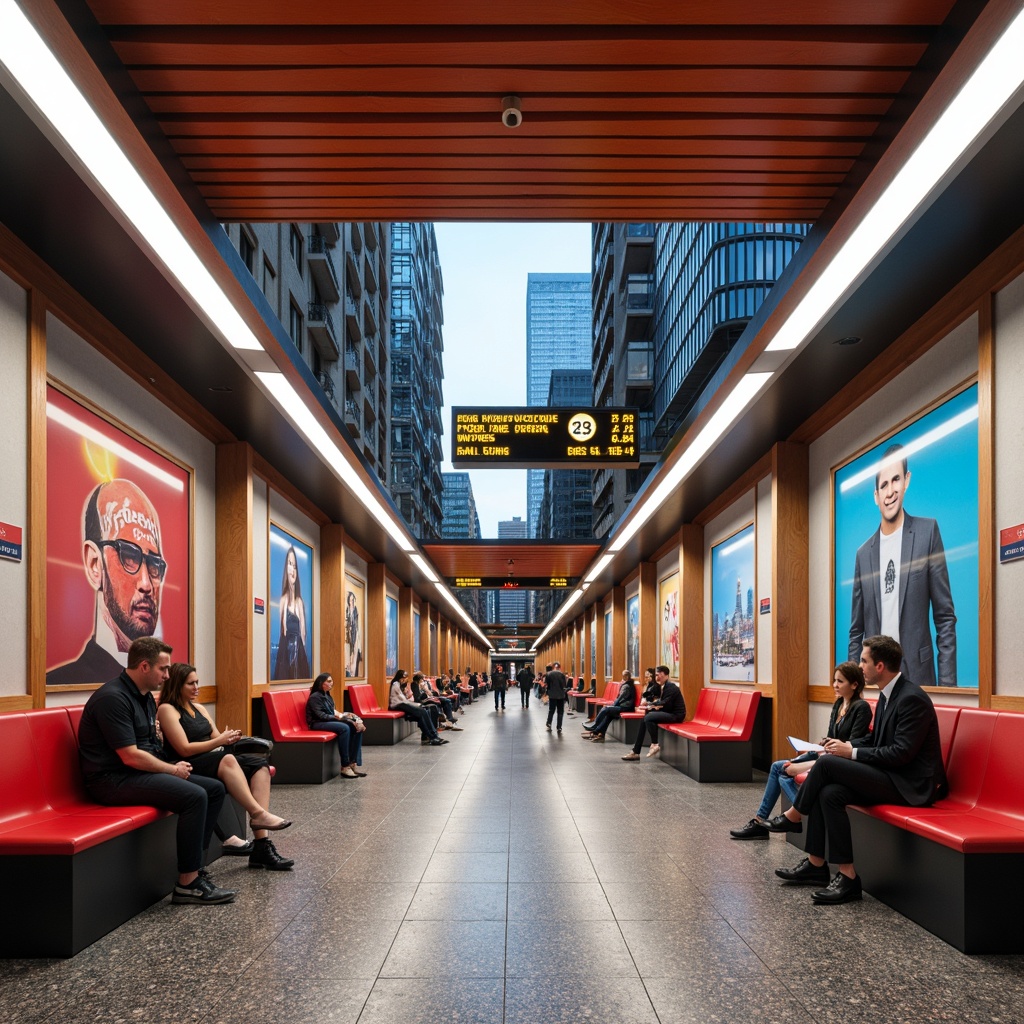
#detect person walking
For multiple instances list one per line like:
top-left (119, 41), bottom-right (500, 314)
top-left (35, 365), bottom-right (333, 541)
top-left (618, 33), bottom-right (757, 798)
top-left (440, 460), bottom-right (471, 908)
top-left (516, 663), bottom-right (534, 708)
top-left (491, 663), bottom-right (509, 712)
top-left (544, 662), bottom-right (569, 734)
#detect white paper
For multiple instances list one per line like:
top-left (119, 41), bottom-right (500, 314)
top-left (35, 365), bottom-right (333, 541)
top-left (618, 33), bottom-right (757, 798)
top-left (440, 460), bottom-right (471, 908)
top-left (788, 736), bottom-right (824, 753)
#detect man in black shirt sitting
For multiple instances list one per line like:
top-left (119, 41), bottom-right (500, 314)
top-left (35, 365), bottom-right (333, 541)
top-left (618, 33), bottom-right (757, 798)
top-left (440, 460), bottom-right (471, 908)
top-left (622, 666), bottom-right (685, 761)
top-left (78, 636), bottom-right (234, 905)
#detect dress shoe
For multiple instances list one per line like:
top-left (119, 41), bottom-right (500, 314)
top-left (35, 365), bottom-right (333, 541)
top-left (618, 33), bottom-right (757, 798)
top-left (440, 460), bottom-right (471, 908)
top-left (248, 838), bottom-right (294, 871)
top-left (775, 858), bottom-right (831, 886)
top-left (812, 871), bottom-right (862, 904)
top-left (729, 818), bottom-right (769, 840)
top-left (621, 752), bottom-right (640, 761)
top-left (763, 813), bottom-right (802, 834)
top-left (590, 733), bottom-right (605, 742)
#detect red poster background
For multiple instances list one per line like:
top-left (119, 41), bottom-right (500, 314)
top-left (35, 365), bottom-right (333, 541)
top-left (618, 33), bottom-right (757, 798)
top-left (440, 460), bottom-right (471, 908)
top-left (46, 385), bottom-right (191, 676)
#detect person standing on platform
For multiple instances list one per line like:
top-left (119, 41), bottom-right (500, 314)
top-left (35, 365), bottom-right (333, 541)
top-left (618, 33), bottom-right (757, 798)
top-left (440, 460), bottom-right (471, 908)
top-left (769, 635), bottom-right (947, 904)
top-left (544, 661), bottom-right (569, 734)
top-left (491, 663), bottom-right (509, 712)
top-left (517, 663), bottom-right (534, 708)
top-left (78, 636), bottom-right (235, 905)
top-left (621, 666), bottom-right (684, 761)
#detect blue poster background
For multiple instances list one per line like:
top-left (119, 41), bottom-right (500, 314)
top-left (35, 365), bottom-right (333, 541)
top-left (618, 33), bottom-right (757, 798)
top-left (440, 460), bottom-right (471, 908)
top-left (385, 595), bottom-right (399, 677)
top-left (269, 523), bottom-right (313, 680)
top-left (711, 523), bottom-right (756, 681)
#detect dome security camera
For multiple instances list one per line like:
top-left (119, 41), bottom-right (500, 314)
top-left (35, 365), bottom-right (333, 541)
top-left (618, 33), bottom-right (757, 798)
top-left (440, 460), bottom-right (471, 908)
top-left (501, 95), bottom-right (523, 128)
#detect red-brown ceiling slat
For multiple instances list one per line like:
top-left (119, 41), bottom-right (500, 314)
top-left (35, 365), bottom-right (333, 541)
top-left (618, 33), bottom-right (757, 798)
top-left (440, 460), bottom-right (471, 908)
top-left (80, 0), bottom-right (964, 222)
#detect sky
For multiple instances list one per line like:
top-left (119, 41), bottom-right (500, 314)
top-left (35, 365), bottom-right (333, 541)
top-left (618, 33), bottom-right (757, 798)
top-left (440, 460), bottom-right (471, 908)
top-left (434, 222), bottom-right (592, 537)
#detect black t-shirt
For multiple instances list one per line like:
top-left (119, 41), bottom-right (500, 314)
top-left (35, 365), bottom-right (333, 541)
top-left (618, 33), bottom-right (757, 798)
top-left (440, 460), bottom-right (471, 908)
top-left (78, 671), bottom-right (166, 777)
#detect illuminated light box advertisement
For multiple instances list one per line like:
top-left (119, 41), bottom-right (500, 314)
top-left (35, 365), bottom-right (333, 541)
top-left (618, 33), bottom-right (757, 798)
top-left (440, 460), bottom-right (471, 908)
top-left (451, 407), bottom-right (640, 468)
top-left (453, 576), bottom-right (571, 589)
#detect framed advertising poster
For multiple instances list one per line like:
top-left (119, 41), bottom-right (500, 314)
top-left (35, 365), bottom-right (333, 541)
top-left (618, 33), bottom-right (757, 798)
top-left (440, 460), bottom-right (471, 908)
top-left (660, 572), bottom-right (680, 679)
top-left (46, 383), bottom-right (192, 687)
top-left (834, 382), bottom-right (978, 688)
top-left (344, 574), bottom-right (364, 678)
top-left (269, 522), bottom-right (314, 681)
top-left (711, 523), bottom-right (755, 682)
top-left (385, 594), bottom-right (399, 677)
top-left (626, 594), bottom-right (640, 678)
top-left (590, 624), bottom-right (596, 682)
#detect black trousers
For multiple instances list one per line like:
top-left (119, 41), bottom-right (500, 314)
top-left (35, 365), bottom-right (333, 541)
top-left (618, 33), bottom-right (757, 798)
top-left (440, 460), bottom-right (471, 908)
top-left (546, 698), bottom-right (565, 730)
top-left (86, 769), bottom-right (225, 874)
top-left (520, 685), bottom-right (530, 707)
top-left (631, 711), bottom-right (683, 754)
top-left (395, 702), bottom-right (438, 740)
top-left (793, 755), bottom-right (906, 865)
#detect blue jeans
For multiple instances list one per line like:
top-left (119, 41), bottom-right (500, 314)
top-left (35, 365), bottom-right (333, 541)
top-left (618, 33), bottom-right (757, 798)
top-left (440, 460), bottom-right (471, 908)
top-left (494, 689), bottom-right (506, 710)
top-left (311, 720), bottom-right (363, 766)
top-left (755, 758), bottom-right (801, 819)
top-left (590, 705), bottom-right (623, 735)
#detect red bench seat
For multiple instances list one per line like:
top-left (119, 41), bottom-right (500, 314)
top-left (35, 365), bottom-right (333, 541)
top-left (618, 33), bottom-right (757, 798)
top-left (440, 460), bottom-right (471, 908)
top-left (846, 707), bottom-right (1024, 953)
top-left (345, 683), bottom-right (417, 746)
top-left (658, 687), bottom-right (761, 781)
top-left (262, 688), bottom-right (338, 783)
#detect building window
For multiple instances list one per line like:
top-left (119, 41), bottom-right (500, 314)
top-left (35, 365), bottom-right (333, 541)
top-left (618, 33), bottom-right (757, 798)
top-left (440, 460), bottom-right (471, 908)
top-left (262, 258), bottom-right (275, 298)
top-left (289, 300), bottom-right (303, 351)
top-left (289, 225), bottom-right (303, 273)
top-left (239, 231), bottom-right (255, 276)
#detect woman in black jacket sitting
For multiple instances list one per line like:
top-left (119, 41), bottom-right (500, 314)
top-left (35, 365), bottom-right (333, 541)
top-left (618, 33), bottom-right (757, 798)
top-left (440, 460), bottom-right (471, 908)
top-left (729, 661), bottom-right (870, 839)
top-left (306, 672), bottom-right (367, 778)
top-left (621, 666), bottom-right (685, 760)
top-left (582, 670), bottom-right (635, 742)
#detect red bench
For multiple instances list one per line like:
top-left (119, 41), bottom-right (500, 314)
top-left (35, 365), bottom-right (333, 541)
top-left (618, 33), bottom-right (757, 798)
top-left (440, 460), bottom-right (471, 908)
top-left (585, 681), bottom-right (620, 719)
top-left (847, 707), bottom-right (1024, 953)
top-left (262, 688), bottom-right (340, 782)
top-left (0, 706), bottom-right (178, 957)
top-left (345, 682), bottom-right (418, 745)
top-left (658, 687), bottom-right (761, 781)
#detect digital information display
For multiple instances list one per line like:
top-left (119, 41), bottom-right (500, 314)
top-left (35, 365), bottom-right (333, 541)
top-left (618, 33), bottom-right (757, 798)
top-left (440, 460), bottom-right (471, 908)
top-left (451, 407), bottom-right (640, 469)
top-left (453, 576), bottom-right (571, 589)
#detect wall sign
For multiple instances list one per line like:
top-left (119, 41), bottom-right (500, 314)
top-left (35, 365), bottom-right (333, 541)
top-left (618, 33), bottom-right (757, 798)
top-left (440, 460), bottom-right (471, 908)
top-left (0, 521), bottom-right (22, 562)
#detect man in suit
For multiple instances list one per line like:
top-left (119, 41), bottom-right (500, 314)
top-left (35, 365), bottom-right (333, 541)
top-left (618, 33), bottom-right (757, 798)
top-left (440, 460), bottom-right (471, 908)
top-left (848, 443), bottom-right (957, 686)
top-left (516, 663), bottom-right (534, 708)
top-left (621, 666), bottom-right (685, 760)
top-left (544, 661), bottom-right (569, 733)
top-left (768, 635), bottom-right (948, 903)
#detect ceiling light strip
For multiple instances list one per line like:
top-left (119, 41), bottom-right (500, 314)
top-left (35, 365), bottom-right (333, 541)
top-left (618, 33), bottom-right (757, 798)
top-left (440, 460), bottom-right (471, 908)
top-left (0, 1), bottom-right (263, 352)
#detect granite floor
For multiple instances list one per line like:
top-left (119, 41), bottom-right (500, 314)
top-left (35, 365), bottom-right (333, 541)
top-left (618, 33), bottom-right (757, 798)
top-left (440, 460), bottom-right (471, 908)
top-left (3, 700), bottom-right (1022, 1023)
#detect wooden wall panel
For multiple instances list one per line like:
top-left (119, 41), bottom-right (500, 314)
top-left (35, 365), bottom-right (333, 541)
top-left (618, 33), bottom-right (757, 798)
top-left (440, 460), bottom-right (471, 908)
top-left (28, 290), bottom-right (47, 708)
top-left (366, 563), bottom-right (386, 705)
top-left (215, 441), bottom-right (254, 732)
top-left (320, 523), bottom-right (345, 687)
top-left (610, 586), bottom-right (626, 679)
top-left (679, 525), bottom-right (704, 721)
top-left (639, 562), bottom-right (657, 676)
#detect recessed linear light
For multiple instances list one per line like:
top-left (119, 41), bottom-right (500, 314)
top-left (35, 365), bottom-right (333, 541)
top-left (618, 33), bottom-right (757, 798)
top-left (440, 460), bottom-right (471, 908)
top-left (410, 553), bottom-right (439, 583)
top-left (256, 371), bottom-right (414, 553)
top-left (607, 372), bottom-right (773, 555)
top-left (766, 8), bottom-right (1024, 356)
top-left (0, 2), bottom-right (264, 354)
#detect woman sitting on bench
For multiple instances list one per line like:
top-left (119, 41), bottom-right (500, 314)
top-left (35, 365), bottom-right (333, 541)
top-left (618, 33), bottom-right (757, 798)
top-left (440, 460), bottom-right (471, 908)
top-left (729, 661), bottom-right (871, 841)
top-left (158, 663), bottom-right (294, 870)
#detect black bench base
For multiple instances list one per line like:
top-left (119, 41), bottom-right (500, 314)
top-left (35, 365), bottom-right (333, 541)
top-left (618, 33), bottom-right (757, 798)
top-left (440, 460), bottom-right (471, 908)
top-left (269, 740), bottom-right (339, 784)
top-left (363, 716), bottom-right (418, 745)
top-left (849, 809), bottom-right (1024, 954)
top-left (607, 715), bottom-right (648, 746)
top-left (2, 814), bottom-right (178, 958)
top-left (659, 730), bottom-right (755, 782)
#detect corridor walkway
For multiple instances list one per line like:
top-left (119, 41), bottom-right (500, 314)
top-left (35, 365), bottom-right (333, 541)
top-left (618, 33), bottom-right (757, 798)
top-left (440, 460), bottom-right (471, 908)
top-left (3, 699), bottom-right (1022, 1024)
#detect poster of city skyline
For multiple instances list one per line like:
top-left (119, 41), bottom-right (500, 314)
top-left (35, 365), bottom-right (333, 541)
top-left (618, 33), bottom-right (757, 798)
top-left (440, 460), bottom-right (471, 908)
top-left (710, 523), bottom-right (756, 682)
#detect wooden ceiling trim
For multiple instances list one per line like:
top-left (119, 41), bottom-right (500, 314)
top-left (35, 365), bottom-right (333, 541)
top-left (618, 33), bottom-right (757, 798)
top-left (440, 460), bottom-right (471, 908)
top-left (127, 67), bottom-right (917, 95)
top-left (88, 0), bottom-right (958, 28)
top-left (110, 37), bottom-right (930, 70)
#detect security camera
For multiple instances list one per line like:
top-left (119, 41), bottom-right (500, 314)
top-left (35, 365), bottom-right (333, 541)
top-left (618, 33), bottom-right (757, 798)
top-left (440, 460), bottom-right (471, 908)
top-left (501, 95), bottom-right (522, 128)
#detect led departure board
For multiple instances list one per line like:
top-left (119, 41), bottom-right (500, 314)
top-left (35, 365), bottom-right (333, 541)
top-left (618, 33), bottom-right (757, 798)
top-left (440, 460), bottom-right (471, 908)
top-left (453, 576), bottom-right (571, 589)
top-left (451, 407), bottom-right (640, 468)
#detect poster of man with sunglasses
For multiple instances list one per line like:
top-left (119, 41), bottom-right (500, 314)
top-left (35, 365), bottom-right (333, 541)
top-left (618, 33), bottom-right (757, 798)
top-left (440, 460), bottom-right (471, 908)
top-left (46, 385), bottom-right (190, 686)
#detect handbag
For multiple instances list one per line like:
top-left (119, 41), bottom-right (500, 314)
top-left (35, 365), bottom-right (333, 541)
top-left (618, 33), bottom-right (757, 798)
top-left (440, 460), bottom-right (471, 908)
top-left (233, 735), bottom-right (273, 755)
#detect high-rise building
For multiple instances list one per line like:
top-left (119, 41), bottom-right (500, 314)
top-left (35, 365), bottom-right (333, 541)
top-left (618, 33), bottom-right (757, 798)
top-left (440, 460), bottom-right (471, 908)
top-left (390, 222), bottom-right (445, 538)
top-left (496, 516), bottom-right (528, 626)
top-left (591, 222), bottom-right (809, 537)
top-left (225, 221), bottom-right (391, 482)
top-left (525, 272), bottom-right (592, 537)
top-left (441, 472), bottom-right (481, 539)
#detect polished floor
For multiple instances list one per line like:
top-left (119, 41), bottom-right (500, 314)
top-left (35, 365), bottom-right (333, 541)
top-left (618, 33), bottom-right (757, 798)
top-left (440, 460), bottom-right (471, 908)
top-left (3, 699), bottom-right (1022, 1024)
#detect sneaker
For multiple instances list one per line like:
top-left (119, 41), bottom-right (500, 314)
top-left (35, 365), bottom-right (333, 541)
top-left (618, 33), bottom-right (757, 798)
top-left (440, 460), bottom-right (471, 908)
top-left (248, 838), bottom-right (295, 871)
top-left (172, 875), bottom-right (236, 904)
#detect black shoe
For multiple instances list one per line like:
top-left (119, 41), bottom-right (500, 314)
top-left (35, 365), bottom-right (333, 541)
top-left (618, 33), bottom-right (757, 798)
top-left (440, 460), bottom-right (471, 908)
top-left (764, 814), bottom-right (802, 834)
top-left (172, 874), bottom-right (236, 904)
top-left (775, 858), bottom-right (831, 886)
top-left (730, 818), bottom-right (770, 841)
top-left (220, 839), bottom-right (255, 856)
top-left (812, 872), bottom-right (862, 904)
top-left (248, 838), bottom-right (294, 871)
